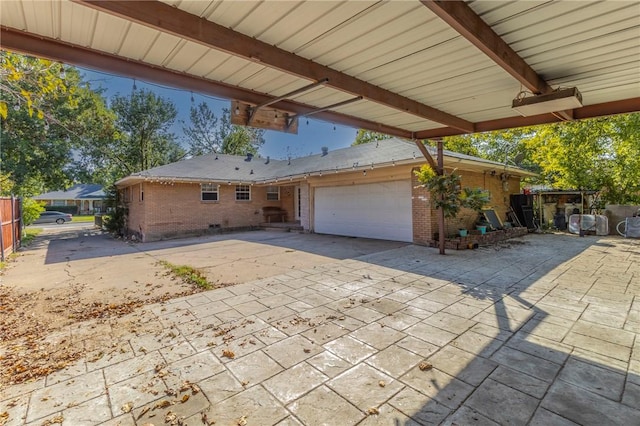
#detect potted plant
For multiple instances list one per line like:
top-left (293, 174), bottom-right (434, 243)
top-left (415, 165), bottom-right (491, 244)
top-left (460, 187), bottom-right (491, 234)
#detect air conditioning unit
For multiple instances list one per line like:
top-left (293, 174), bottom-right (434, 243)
top-left (512, 87), bottom-right (582, 116)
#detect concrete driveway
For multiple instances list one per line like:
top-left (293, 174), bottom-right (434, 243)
top-left (1, 228), bottom-right (639, 425)
top-left (7, 225), bottom-right (406, 292)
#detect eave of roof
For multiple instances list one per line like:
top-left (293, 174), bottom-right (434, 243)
top-left (115, 138), bottom-right (537, 187)
top-left (33, 184), bottom-right (106, 200)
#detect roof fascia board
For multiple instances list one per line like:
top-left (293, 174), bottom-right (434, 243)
top-left (75, 0), bottom-right (474, 132)
top-left (414, 98), bottom-right (640, 139)
top-left (0, 27), bottom-right (412, 139)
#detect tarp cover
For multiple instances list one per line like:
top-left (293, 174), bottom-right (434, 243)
top-left (624, 217), bottom-right (640, 238)
top-left (568, 215), bottom-right (609, 236)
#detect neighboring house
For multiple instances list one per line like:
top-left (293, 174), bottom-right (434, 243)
top-left (115, 138), bottom-right (536, 243)
top-left (34, 184), bottom-right (106, 214)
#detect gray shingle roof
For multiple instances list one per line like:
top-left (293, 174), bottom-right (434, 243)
top-left (117, 138), bottom-right (533, 186)
top-left (34, 184), bottom-right (106, 200)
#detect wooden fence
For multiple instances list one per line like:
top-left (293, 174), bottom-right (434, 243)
top-left (0, 197), bottom-right (22, 261)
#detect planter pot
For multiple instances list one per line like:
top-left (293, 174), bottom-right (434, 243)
top-left (476, 225), bottom-right (487, 235)
top-left (458, 229), bottom-right (468, 237)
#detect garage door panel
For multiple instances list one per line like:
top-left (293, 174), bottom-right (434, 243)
top-left (314, 180), bottom-right (412, 242)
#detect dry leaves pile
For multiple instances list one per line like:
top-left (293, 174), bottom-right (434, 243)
top-left (0, 284), bottom-right (203, 387)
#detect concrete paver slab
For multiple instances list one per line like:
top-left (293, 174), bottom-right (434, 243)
top-left (542, 380), bottom-right (640, 425)
top-left (288, 386), bottom-right (364, 426)
top-left (327, 363), bottom-right (403, 411)
top-left (3, 232), bottom-right (640, 425)
top-left (465, 379), bottom-right (539, 425)
top-left (388, 387), bottom-right (451, 425)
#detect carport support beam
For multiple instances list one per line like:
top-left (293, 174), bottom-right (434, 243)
top-left (437, 140), bottom-right (446, 255)
top-left (415, 138), bottom-right (446, 254)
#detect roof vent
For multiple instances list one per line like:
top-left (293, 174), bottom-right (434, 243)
top-left (245, 153), bottom-right (253, 162)
top-left (265, 156), bottom-right (270, 164)
top-left (321, 146), bottom-right (329, 156)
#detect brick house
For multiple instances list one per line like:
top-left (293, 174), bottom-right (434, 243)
top-left (34, 184), bottom-right (106, 214)
top-left (115, 138), bottom-right (535, 243)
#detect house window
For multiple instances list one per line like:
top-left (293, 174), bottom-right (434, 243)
top-left (201, 183), bottom-right (219, 201)
top-left (52, 200), bottom-right (65, 206)
top-left (235, 185), bottom-right (251, 201)
top-left (266, 186), bottom-right (280, 201)
top-left (139, 183), bottom-right (144, 202)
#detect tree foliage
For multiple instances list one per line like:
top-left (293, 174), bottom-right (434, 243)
top-left (1, 54), bottom-right (84, 195)
top-left (182, 103), bottom-right (265, 156)
top-left (0, 51), bottom-right (74, 121)
top-left (523, 114), bottom-right (640, 203)
top-left (352, 130), bottom-right (389, 146)
top-left (110, 89), bottom-right (184, 173)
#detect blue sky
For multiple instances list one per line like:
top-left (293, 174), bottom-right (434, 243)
top-left (79, 67), bottom-right (359, 160)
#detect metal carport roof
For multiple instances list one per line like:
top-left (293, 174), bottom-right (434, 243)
top-left (1, 0), bottom-right (638, 139)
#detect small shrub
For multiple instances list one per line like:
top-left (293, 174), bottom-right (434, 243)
top-left (22, 198), bottom-right (45, 225)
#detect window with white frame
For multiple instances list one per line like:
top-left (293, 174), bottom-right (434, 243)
top-left (266, 186), bottom-right (280, 201)
top-left (139, 183), bottom-right (144, 202)
top-left (235, 184), bottom-right (251, 201)
top-left (201, 183), bottom-right (219, 201)
top-left (52, 200), bottom-right (65, 206)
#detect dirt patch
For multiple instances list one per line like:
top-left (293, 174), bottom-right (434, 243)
top-left (0, 264), bottom-right (228, 387)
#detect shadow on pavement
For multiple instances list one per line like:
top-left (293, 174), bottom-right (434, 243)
top-left (354, 234), bottom-right (639, 424)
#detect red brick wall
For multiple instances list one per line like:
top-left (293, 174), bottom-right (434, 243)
top-left (411, 167), bottom-right (522, 243)
top-left (122, 165), bottom-right (522, 243)
top-left (123, 182), bottom-right (294, 241)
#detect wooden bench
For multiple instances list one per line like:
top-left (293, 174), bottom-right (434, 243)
top-left (262, 206), bottom-right (287, 223)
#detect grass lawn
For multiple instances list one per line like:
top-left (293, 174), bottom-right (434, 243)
top-left (72, 215), bottom-right (97, 223)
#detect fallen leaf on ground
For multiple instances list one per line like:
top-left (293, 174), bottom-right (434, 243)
top-left (41, 414), bottom-right (64, 425)
top-left (378, 380), bottom-right (386, 387)
top-left (154, 400), bottom-right (171, 409)
top-left (137, 406), bottom-right (151, 419)
top-left (367, 407), bottom-right (380, 415)
top-left (222, 349), bottom-right (235, 359)
top-left (419, 362), bottom-right (433, 371)
top-left (236, 415), bottom-right (247, 426)
top-left (121, 402), bottom-right (133, 413)
top-left (181, 394), bottom-right (190, 403)
top-left (165, 411), bottom-right (177, 423)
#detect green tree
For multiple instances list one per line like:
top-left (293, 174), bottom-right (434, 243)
top-left (110, 89), bottom-right (185, 173)
top-left (0, 172), bottom-right (15, 195)
top-left (69, 88), bottom-right (123, 185)
top-left (523, 113), bottom-right (640, 204)
top-left (0, 51), bottom-right (73, 121)
top-left (352, 130), bottom-right (389, 146)
top-left (1, 54), bottom-right (83, 195)
top-left (182, 103), bottom-right (265, 156)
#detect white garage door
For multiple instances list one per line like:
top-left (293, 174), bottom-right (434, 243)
top-left (314, 180), bottom-right (413, 242)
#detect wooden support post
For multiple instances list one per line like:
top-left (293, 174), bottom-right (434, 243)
top-left (414, 138), bottom-right (446, 255)
top-left (413, 139), bottom-right (439, 173)
top-left (437, 140), bottom-right (445, 254)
